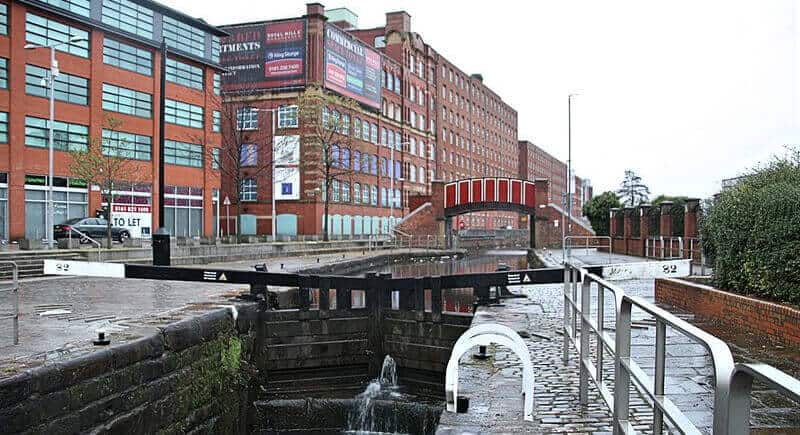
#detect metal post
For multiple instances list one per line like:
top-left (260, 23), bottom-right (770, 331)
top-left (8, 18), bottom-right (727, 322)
top-left (562, 264), bottom-right (570, 362)
top-left (47, 46), bottom-right (56, 249)
top-left (579, 275), bottom-right (590, 405)
top-left (271, 109), bottom-right (278, 241)
top-left (12, 262), bottom-right (18, 345)
top-left (596, 284), bottom-right (605, 382)
top-left (653, 319), bottom-right (667, 434)
top-left (613, 299), bottom-right (633, 435)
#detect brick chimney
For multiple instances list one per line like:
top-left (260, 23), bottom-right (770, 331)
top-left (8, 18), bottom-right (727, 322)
top-left (386, 11), bottom-right (411, 33)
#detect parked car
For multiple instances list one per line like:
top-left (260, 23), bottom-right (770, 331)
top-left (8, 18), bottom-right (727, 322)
top-left (54, 217), bottom-right (131, 243)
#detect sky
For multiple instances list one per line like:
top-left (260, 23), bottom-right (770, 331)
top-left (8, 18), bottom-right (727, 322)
top-left (164, 0), bottom-right (799, 199)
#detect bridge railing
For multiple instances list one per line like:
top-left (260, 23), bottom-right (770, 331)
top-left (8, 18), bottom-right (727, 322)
top-left (564, 261), bottom-right (800, 434)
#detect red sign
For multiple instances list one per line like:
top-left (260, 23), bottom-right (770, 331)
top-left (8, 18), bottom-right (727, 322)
top-left (459, 220), bottom-right (466, 230)
top-left (221, 19), bottom-right (306, 91)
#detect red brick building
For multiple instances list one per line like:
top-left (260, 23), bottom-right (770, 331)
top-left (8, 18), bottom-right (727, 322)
top-left (0, 0), bottom-right (225, 243)
top-left (518, 139), bottom-right (590, 219)
top-left (218, 4), bottom-right (520, 238)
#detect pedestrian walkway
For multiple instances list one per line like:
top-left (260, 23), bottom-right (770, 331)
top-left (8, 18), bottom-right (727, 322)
top-left (0, 249), bottom-right (446, 373)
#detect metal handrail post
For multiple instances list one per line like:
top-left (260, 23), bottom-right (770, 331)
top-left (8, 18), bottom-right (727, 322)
top-left (562, 265), bottom-right (571, 363)
top-left (579, 274), bottom-right (591, 405)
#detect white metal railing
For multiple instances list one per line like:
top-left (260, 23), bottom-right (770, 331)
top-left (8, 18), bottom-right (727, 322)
top-left (0, 261), bottom-right (19, 345)
top-left (563, 235), bottom-right (613, 264)
top-left (66, 227), bottom-right (103, 261)
top-left (728, 363), bottom-right (800, 435)
top-left (562, 262), bottom-right (800, 434)
top-left (645, 236), bottom-right (710, 275)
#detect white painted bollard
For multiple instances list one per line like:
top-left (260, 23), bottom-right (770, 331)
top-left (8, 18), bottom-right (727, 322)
top-left (445, 323), bottom-right (535, 421)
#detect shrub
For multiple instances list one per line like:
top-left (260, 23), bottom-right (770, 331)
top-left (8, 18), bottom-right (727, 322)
top-left (584, 191), bottom-right (621, 236)
top-left (700, 149), bottom-right (800, 304)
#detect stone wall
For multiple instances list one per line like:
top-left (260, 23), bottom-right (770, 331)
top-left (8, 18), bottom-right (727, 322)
top-left (0, 307), bottom-right (256, 434)
top-left (655, 278), bottom-right (800, 348)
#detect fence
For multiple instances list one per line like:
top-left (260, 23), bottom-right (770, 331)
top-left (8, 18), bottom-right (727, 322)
top-left (645, 236), bottom-right (709, 274)
top-left (0, 261), bottom-right (19, 345)
top-left (563, 262), bottom-right (800, 434)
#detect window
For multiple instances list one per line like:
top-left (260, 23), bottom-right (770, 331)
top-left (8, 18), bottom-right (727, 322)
top-left (213, 73), bottom-right (221, 95)
top-left (212, 111), bottom-right (221, 132)
top-left (409, 138), bottom-right (416, 155)
top-left (103, 38), bottom-right (152, 75)
top-left (353, 118), bottom-right (361, 139)
top-left (374, 36), bottom-right (385, 48)
top-left (0, 3), bottom-right (7, 35)
top-left (102, 83), bottom-right (152, 118)
top-left (26, 65), bottom-right (89, 105)
top-left (370, 123), bottom-right (378, 144)
top-left (342, 182), bottom-right (350, 202)
top-left (341, 114), bottom-right (350, 135)
top-left (41, 0), bottom-right (90, 17)
top-left (370, 154), bottom-right (378, 175)
top-left (240, 143), bottom-right (257, 166)
top-left (331, 180), bottom-right (340, 202)
top-left (380, 157), bottom-right (387, 176)
top-left (26, 13), bottom-right (89, 58)
top-left (362, 184), bottom-right (370, 204)
top-left (419, 167), bottom-right (425, 184)
top-left (381, 128), bottom-right (387, 146)
top-left (353, 150), bottom-right (360, 172)
top-left (211, 36), bottom-right (220, 63)
top-left (162, 15), bottom-right (205, 58)
top-left (211, 148), bottom-right (220, 170)
top-left (240, 179), bottom-right (257, 201)
top-left (166, 58), bottom-right (203, 90)
top-left (102, 129), bottom-right (152, 160)
top-left (102, 0), bottom-right (153, 39)
top-left (353, 182), bottom-right (361, 204)
top-left (371, 185), bottom-right (378, 205)
top-left (236, 107), bottom-right (258, 130)
top-left (0, 58), bottom-right (6, 89)
top-left (165, 140), bottom-right (203, 167)
top-left (278, 105), bottom-right (298, 128)
top-left (380, 187), bottom-right (387, 206)
top-left (410, 164), bottom-right (416, 182)
top-left (362, 121), bottom-right (369, 140)
top-left (0, 112), bottom-right (6, 143)
top-left (165, 99), bottom-right (204, 128)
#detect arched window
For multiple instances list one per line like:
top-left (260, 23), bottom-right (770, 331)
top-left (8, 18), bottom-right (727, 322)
top-left (331, 144), bottom-right (340, 167)
top-left (353, 150), bottom-right (361, 172)
top-left (419, 167), bottom-right (425, 184)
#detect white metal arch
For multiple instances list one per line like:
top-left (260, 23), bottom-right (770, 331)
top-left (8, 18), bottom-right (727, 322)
top-left (445, 323), bottom-right (535, 421)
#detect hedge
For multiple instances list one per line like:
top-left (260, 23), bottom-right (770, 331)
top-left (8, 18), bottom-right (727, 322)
top-left (700, 150), bottom-right (800, 304)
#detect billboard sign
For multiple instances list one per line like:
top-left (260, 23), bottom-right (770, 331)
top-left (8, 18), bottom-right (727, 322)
top-left (110, 204), bottom-right (152, 239)
top-left (273, 135), bottom-right (300, 201)
top-left (323, 24), bottom-right (382, 109)
top-left (221, 19), bottom-right (306, 91)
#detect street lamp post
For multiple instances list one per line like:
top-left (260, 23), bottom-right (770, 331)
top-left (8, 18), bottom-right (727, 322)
top-left (565, 93), bottom-right (578, 261)
top-left (25, 36), bottom-right (88, 249)
top-left (255, 108), bottom-right (280, 241)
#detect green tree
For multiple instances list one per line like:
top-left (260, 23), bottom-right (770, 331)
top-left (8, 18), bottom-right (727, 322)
top-left (583, 191), bottom-right (621, 236)
top-left (700, 147), bottom-right (800, 304)
top-left (70, 116), bottom-right (140, 248)
top-left (616, 170), bottom-right (650, 206)
top-left (296, 86), bottom-right (358, 241)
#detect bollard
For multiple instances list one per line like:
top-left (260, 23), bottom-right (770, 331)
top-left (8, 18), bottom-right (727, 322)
top-left (93, 330), bottom-right (110, 346)
top-left (280, 263), bottom-right (284, 269)
top-left (474, 345), bottom-right (489, 359)
top-left (456, 396), bottom-right (469, 413)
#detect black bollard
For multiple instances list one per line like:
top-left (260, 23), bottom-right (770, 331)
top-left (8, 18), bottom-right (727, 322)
top-left (93, 330), bottom-right (110, 346)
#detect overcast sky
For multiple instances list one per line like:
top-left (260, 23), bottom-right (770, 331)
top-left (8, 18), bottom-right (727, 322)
top-left (164, 0), bottom-right (799, 199)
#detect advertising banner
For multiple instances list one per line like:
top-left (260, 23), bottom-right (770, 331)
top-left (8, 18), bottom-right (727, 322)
top-left (110, 204), bottom-right (152, 239)
top-left (323, 23), bottom-right (382, 109)
top-left (273, 135), bottom-right (300, 200)
top-left (221, 19), bottom-right (306, 91)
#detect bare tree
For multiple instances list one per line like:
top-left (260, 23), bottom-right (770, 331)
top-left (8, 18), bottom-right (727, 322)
top-left (209, 87), bottom-right (293, 238)
top-left (69, 116), bottom-right (141, 248)
top-left (296, 85), bottom-right (358, 241)
top-left (616, 170), bottom-right (650, 206)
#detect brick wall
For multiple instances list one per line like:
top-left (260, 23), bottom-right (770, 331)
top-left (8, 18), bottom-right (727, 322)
top-left (655, 278), bottom-right (800, 348)
top-left (0, 308), bottom-right (255, 433)
top-left (395, 203), bottom-right (441, 236)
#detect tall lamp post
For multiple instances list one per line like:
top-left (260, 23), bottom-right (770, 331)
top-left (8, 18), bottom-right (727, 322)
top-left (566, 93), bottom-right (578, 260)
top-left (254, 108), bottom-right (279, 241)
top-left (25, 36), bottom-right (88, 249)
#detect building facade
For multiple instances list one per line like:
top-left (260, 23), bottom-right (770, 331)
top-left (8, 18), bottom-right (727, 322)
top-left (0, 0), bottom-right (224, 243)
top-left (219, 4), bottom-right (521, 237)
top-left (517, 139), bottom-right (590, 218)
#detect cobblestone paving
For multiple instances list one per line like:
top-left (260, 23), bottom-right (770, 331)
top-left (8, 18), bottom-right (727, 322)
top-left (438, 288), bottom-right (659, 434)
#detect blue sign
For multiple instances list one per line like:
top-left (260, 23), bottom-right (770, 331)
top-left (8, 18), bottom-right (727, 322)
top-left (281, 183), bottom-right (293, 195)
